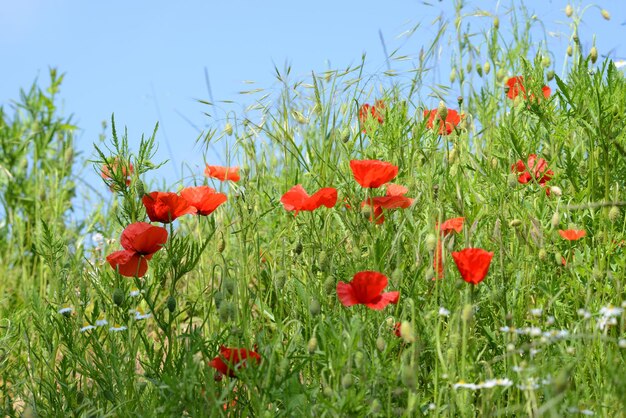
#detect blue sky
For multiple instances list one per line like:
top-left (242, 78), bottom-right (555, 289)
top-left (1, 1), bottom-right (625, 201)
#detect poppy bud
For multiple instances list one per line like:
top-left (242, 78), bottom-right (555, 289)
top-left (566, 45), bottom-right (573, 57)
top-left (309, 299), bottom-right (321, 316)
top-left (222, 278), bottom-right (235, 295)
top-left (551, 212), bottom-right (560, 228)
top-left (307, 337), bottom-right (318, 354)
top-left (376, 336), bottom-right (386, 352)
top-left (483, 61), bottom-right (491, 75)
top-left (323, 276), bottom-right (335, 293)
top-left (450, 68), bottom-right (457, 83)
top-left (437, 101), bottom-right (448, 124)
top-left (496, 68), bottom-right (506, 82)
top-left (491, 157), bottom-right (498, 169)
top-left (466, 60), bottom-right (473, 74)
top-left (541, 56), bottom-right (551, 68)
top-left (493, 16), bottom-right (500, 29)
top-left (399, 321), bottom-right (415, 343)
top-left (370, 399), bottom-right (382, 414)
top-left (224, 122), bottom-right (233, 136)
top-left (217, 235), bottom-right (226, 253)
top-left (213, 291), bottom-right (224, 308)
top-left (112, 288), bottom-right (124, 307)
top-left (554, 251), bottom-right (563, 266)
top-left (507, 172), bottom-right (518, 188)
top-left (425, 233), bottom-right (437, 252)
top-left (341, 128), bottom-right (350, 143)
top-left (547, 70), bottom-right (555, 81)
top-left (401, 364), bottom-right (417, 387)
top-left (353, 351), bottom-right (364, 369)
top-left (590, 46), bottom-right (598, 64)
top-left (565, 4), bottom-right (573, 17)
top-left (448, 147), bottom-right (457, 164)
top-left (134, 180), bottom-right (145, 197)
top-left (601, 9), bottom-right (610, 20)
top-left (550, 186), bottom-right (562, 196)
top-left (476, 63), bottom-right (483, 77)
top-left (609, 206), bottom-right (620, 222)
top-left (218, 301), bottom-right (236, 321)
top-left (509, 219), bottom-right (522, 228)
top-left (166, 295), bottom-right (176, 313)
top-left (341, 374), bottom-right (353, 389)
top-left (323, 386), bottom-right (333, 397)
top-left (538, 248), bottom-right (547, 260)
top-left (462, 304), bottom-right (473, 322)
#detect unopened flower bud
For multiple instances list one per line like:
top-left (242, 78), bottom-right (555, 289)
top-left (376, 336), bottom-right (386, 352)
top-left (601, 9), bottom-right (610, 20)
top-left (450, 68), bottom-right (457, 83)
top-left (496, 68), bottom-right (506, 82)
top-left (399, 321), bottom-right (415, 343)
top-left (341, 374), bottom-right (353, 389)
top-left (609, 206), bottom-right (620, 222)
top-left (547, 70), bottom-right (555, 81)
top-left (224, 122), bottom-right (233, 136)
top-left (509, 219), bottom-right (522, 228)
top-left (565, 4), bottom-right (573, 17)
top-left (507, 173), bottom-right (519, 188)
top-left (493, 16), bottom-right (500, 29)
top-left (292, 110), bottom-right (308, 125)
top-left (166, 295), bottom-right (176, 313)
top-left (538, 248), bottom-right (548, 260)
top-left (550, 186), bottom-right (562, 196)
top-left (309, 299), bottom-right (321, 316)
top-left (590, 46), bottom-right (598, 64)
top-left (483, 61), bottom-right (491, 75)
top-left (491, 157), bottom-right (498, 169)
top-left (218, 301), bottom-right (236, 321)
top-left (551, 212), bottom-right (560, 228)
top-left (554, 251), bottom-right (564, 266)
top-left (425, 233), bottom-right (437, 252)
top-left (541, 56), bottom-right (551, 68)
top-left (437, 101), bottom-right (448, 122)
top-left (222, 277), bottom-right (235, 295)
top-left (476, 63), bottom-right (483, 77)
top-left (307, 337), bottom-right (318, 354)
top-left (134, 180), bottom-right (145, 197)
top-left (217, 236), bottom-right (226, 253)
top-left (567, 45), bottom-right (573, 56)
top-left (112, 288), bottom-right (124, 307)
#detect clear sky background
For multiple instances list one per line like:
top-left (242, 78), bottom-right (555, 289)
top-left (1, 1), bottom-right (625, 207)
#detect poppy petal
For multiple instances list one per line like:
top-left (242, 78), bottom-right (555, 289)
top-left (106, 250), bottom-right (148, 278)
top-left (451, 248), bottom-right (494, 285)
top-left (205, 165), bottom-right (240, 182)
top-left (180, 186), bottom-right (227, 216)
top-left (350, 160), bottom-right (398, 188)
top-left (280, 185), bottom-right (309, 212)
top-left (336, 281), bottom-right (359, 307)
top-left (302, 187), bottom-right (338, 211)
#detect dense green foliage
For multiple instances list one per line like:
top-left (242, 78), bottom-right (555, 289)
top-left (2, 2), bottom-right (626, 417)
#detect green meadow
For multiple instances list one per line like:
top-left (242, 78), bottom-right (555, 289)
top-left (2, 2), bottom-right (626, 417)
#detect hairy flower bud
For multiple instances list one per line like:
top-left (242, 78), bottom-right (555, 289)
top-left (166, 295), bottom-right (176, 313)
top-left (307, 337), bottom-right (318, 354)
top-left (493, 16), bottom-right (500, 29)
top-left (565, 4), bottom-right (573, 17)
top-left (399, 321), bottom-right (415, 343)
top-left (609, 206), bottom-right (620, 222)
top-left (309, 299), bottom-right (321, 316)
top-left (437, 101), bottom-right (448, 122)
top-left (425, 233), bottom-right (437, 252)
top-left (601, 9), bottom-right (611, 20)
top-left (112, 288), bottom-right (124, 307)
top-left (590, 46), bottom-right (598, 64)
top-left (224, 122), bottom-right (233, 136)
top-left (483, 61), bottom-right (491, 75)
top-left (551, 212), bottom-right (560, 228)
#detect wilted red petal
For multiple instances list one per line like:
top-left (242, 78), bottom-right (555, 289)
top-left (350, 160), bottom-right (398, 188)
top-left (142, 191), bottom-right (197, 223)
top-left (451, 248), bottom-right (494, 285)
top-left (558, 229), bottom-right (586, 241)
top-left (106, 250), bottom-right (148, 278)
top-left (204, 165), bottom-right (240, 182)
top-left (180, 186), bottom-right (227, 216)
top-left (439, 217), bottom-right (465, 235)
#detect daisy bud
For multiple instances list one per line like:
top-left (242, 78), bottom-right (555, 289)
top-left (112, 288), bottom-right (124, 307)
top-left (509, 219), bottom-right (522, 228)
top-left (609, 206), bottom-right (620, 222)
top-left (551, 212), bottom-right (560, 228)
top-left (590, 46), bottom-right (598, 64)
top-left (307, 337), bottom-right (318, 354)
top-left (399, 321), bottom-right (415, 343)
top-left (341, 374), bottom-right (353, 389)
top-left (565, 4), bottom-right (573, 17)
top-left (538, 248), bottom-right (548, 260)
top-left (547, 70), bottom-right (555, 81)
top-left (496, 68), bottom-right (506, 82)
top-left (166, 295), bottom-right (176, 313)
top-left (550, 186), bottom-right (562, 196)
top-left (493, 16), bottom-right (499, 29)
top-left (309, 299), bottom-right (321, 316)
top-left (450, 68), bottom-right (457, 83)
top-left (425, 233), bottom-right (437, 252)
top-left (567, 45), bottom-right (573, 57)
top-left (437, 101), bottom-right (448, 123)
top-left (483, 61), bottom-right (491, 75)
top-left (134, 180), bottom-right (145, 197)
top-left (376, 336), bottom-right (387, 352)
top-left (224, 122), bottom-right (233, 136)
top-left (601, 9), bottom-right (610, 20)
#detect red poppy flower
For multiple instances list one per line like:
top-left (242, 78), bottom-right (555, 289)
top-left (106, 222), bottom-right (168, 277)
top-left (359, 100), bottom-right (385, 132)
top-left (451, 248), bottom-right (494, 285)
top-left (204, 165), bottom-right (240, 182)
top-left (424, 108), bottom-right (461, 135)
top-left (361, 195), bottom-right (413, 224)
top-left (350, 159), bottom-right (398, 188)
top-left (180, 186), bottom-right (227, 216)
top-left (208, 346), bottom-right (262, 378)
top-left (385, 183), bottom-right (409, 197)
top-left (433, 217), bottom-right (465, 279)
top-left (142, 191), bottom-right (197, 223)
top-left (506, 76), bottom-right (551, 101)
top-left (511, 154), bottom-right (553, 189)
top-left (280, 185), bottom-right (338, 215)
top-left (336, 271), bottom-right (400, 310)
top-left (558, 229), bottom-right (586, 241)
top-left (101, 158), bottom-right (133, 188)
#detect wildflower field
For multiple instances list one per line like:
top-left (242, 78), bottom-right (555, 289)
top-left (2, 2), bottom-right (626, 417)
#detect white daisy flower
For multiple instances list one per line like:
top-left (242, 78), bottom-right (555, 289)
top-left (530, 308), bottom-right (543, 317)
top-left (618, 339), bottom-right (626, 348)
top-left (577, 309), bottom-right (591, 319)
top-left (129, 288), bottom-right (142, 297)
top-left (132, 307), bottom-right (152, 321)
top-left (80, 323), bottom-right (96, 332)
top-left (95, 317), bottom-right (108, 327)
top-left (438, 307), bottom-right (450, 317)
top-left (109, 325), bottom-right (127, 332)
top-left (599, 305), bottom-right (623, 317)
top-left (453, 381), bottom-right (480, 390)
top-left (58, 306), bottom-right (74, 315)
